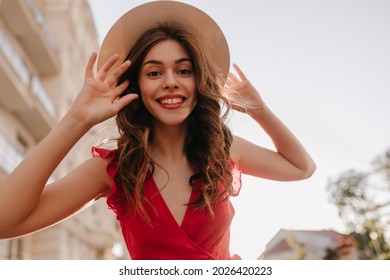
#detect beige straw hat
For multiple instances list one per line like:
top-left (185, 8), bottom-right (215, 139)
top-left (97, 1), bottom-right (230, 79)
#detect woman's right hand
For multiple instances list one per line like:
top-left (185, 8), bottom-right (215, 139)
top-left (67, 52), bottom-right (138, 128)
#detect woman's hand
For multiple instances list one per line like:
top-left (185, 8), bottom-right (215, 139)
top-left (225, 64), bottom-right (266, 114)
top-left (67, 52), bottom-right (138, 128)
top-left (227, 65), bottom-right (316, 181)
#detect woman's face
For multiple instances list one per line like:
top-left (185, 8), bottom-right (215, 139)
top-left (138, 39), bottom-right (197, 127)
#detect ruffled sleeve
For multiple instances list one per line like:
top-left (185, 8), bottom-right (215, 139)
top-left (91, 146), bottom-right (126, 219)
top-left (229, 158), bottom-right (242, 197)
top-left (91, 146), bottom-right (116, 160)
top-left (91, 146), bottom-right (117, 182)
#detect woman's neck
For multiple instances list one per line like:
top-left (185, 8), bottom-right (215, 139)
top-left (150, 123), bottom-right (188, 163)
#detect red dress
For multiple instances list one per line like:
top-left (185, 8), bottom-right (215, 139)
top-left (92, 147), bottom-right (242, 260)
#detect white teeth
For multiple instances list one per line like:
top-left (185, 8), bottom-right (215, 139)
top-left (160, 97), bottom-right (183, 105)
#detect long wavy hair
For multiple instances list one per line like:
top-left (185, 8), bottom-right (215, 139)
top-left (114, 22), bottom-right (233, 221)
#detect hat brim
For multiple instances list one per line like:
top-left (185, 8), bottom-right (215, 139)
top-left (97, 1), bottom-right (230, 80)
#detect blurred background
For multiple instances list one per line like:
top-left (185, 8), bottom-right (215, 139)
top-left (0, 0), bottom-right (389, 260)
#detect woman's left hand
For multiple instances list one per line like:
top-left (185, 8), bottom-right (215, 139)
top-left (224, 64), bottom-right (266, 114)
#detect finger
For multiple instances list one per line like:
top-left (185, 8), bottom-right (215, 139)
top-left (224, 73), bottom-right (241, 92)
top-left (224, 80), bottom-right (235, 93)
top-left (105, 60), bottom-right (131, 87)
top-left (224, 73), bottom-right (234, 88)
top-left (85, 52), bottom-right (97, 80)
top-left (233, 63), bottom-right (248, 81)
top-left (222, 85), bottom-right (232, 98)
top-left (223, 85), bottom-right (238, 100)
top-left (112, 80), bottom-right (129, 98)
top-left (96, 53), bottom-right (120, 81)
top-left (112, 93), bottom-right (139, 112)
top-left (227, 72), bottom-right (240, 84)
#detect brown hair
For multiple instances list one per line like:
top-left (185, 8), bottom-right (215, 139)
top-left (114, 22), bottom-right (233, 221)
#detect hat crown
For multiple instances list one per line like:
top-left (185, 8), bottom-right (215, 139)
top-left (98, 1), bottom-right (229, 81)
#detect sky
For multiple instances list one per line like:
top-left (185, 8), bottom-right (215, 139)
top-left (87, 0), bottom-right (390, 259)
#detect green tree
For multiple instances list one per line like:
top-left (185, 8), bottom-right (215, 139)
top-left (326, 149), bottom-right (390, 259)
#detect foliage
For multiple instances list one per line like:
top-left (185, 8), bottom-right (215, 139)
top-left (326, 148), bottom-right (390, 259)
top-left (351, 219), bottom-right (390, 260)
top-left (323, 234), bottom-right (357, 260)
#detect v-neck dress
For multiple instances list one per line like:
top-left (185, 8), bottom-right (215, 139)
top-left (92, 147), bottom-right (242, 260)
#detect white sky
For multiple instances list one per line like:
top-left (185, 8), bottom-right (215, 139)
top-left (87, 0), bottom-right (390, 259)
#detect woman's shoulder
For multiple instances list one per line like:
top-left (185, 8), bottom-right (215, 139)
top-left (90, 147), bottom-right (117, 192)
top-left (229, 135), bottom-right (244, 163)
top-left (227, 137), bottom-right (242, 197)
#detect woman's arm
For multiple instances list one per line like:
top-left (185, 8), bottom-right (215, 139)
top-left (0, 156), bottom-right (112, 238)
top-left (0, 52), bottom-right (137, 236)
top-left (228, 64), bottom-right (316, 181)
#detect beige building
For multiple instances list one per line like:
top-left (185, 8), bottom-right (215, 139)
top-left (258, 229), bottom-right (358, 260)
top-left (0, 0), bottom-right (127, 259)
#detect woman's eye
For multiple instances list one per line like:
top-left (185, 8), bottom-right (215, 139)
top-left (147, 71), bottom-right (160, 77)
top-left (178, 69), bottom-right (192, 75)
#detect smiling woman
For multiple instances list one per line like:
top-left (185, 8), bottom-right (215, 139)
top-left (138, 39), bottom-right (197, 124)
top-left (0, 1), bottom-right (315, 260)
top-left (107, 23), bottom-right (240, 259)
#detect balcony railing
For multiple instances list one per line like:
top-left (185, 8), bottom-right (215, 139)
top-left (24, 0), bottom-right (58, 54)
top-left (0, 0), bottom-right (59, 75)
top-left (31, 75), bottom-right (57, 119)
top-left (0, 136), bottom-right (24, 174)
top-left (0, 135), bottom-right (55, 183)
top-left (0, 25), bottom-right (57, 119)
top-left (0, 27), bottom-right (30, 87)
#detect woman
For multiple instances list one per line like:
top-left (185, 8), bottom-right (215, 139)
top-left (0, 1), bottom-right (315, 259)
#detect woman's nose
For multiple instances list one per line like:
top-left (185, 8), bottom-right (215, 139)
top-left (162, 71), bottom-right (178, 89)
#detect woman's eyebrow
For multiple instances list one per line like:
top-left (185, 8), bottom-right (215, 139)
top-left (143, 59), bottom-right (162, 66)
top-left (142, 58), bottom-right (192, 66)
top-left (175, 58), bottom-right (192, 64)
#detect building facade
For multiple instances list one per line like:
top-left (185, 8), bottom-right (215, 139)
top-left (258, 229), bottom-right (358, 260)
top-left (0, 0), bottom-right (127, 259)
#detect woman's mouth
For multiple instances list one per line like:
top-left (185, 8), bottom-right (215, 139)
top-left (156, 96), bottom-right (186, 108)
top-left (159, 97), bottom-right (184, 105)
